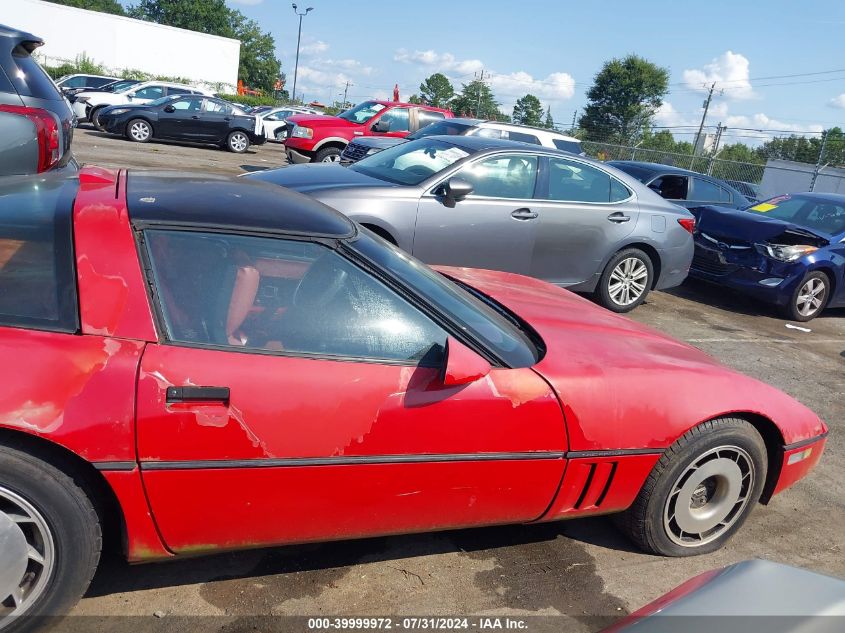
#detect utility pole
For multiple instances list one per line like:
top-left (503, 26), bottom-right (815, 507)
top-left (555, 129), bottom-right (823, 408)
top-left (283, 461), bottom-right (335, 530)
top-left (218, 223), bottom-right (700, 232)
top-left (474, 69), bottom-right (485, 118)
top-left (693, 82), bottom-right (721, 155)
top-left (570, 109), bottom-right (577, 134)
top-left (707, 123), bottom-right (725, 175)
top-left (342, 81), bottom-right (352, 109)
top-left (291, 4), bottom-right (314, 106)
top-left (810, 129), bottom-right (830, 191)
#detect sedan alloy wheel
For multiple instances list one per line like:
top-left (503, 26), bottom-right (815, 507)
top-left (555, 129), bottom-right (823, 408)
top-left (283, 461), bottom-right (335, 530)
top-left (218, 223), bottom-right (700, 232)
top-left (127, 119), bottom-right (152, 143)
top-left (596, 248), bottom-right (653, 313)
top-left (785, 272), bottom-right (829, 322)
top-left (228, 131), bottom-right (250, 153)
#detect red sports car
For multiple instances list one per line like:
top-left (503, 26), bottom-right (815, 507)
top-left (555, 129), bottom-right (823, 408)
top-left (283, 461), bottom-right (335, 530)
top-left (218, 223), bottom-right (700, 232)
top-left (0, 167), bottom-right (827, 628)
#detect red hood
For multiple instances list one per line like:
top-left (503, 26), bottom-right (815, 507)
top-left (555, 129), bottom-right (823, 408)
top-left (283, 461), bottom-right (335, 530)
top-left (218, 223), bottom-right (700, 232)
top-left (437, 266), bottom-right (826, 450)
top-left (287, 114), bottom-right (359, 128)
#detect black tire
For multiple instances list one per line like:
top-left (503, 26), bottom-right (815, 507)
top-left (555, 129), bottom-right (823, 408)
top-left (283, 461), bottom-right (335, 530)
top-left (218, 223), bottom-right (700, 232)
top-left (273, 128), bottom-right (287, 142)
top-left (126, 118), bottom-right (153, 143)
top-left (0, 445), bottom-right (101, 631)
top-left (780, 270), bottom-right (830, 322)
top-left (595, 248), bottom-right (654, 312)
top-left (313, 146), bottom-right (342, 163)
top-left (227, 131), bottom-right (250, 154)
top-left (89, 106), bottom-right (105, 130)
top-left (615, 417), bottom-right (766, 557)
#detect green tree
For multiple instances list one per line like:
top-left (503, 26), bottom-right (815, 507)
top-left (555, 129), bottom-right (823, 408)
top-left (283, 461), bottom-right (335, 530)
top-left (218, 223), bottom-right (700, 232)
top-left (512, 94), bottom-right (543, 126)
top-left (451, 80), bottom-right (499, 118)
top-left (640, 129), bottom-right (680, 153)
top-left (128, 0), bottom-right (233, 34)
top-left (543, 106), bottom-right (554, 130)
top-left (579, 54), bottom-right (669, 144)
top-left (717, 142), bottom-right (764, 164)
top-left (418, 73), bottom-right (454, 108)
top-left (230, 10), bottom-right (282, 92)
top-left (45, 0), bottom-right (125, 14)
top-left (407, 94), bottom-right (423, 104)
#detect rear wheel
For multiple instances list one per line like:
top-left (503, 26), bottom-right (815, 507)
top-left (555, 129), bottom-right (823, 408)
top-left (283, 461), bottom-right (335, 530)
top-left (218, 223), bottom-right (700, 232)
top-left (0, 445), bottom-right (101, 631)
top-left (126, 119), bottom-right (152, 143)
top-left (615, 417), bottom-right (766, 556)
top-left (227, 131), bottom-right (250, 153)
top-left (595, 248), bottom-right (653, 312)
top-left (313, 147), bottom-right (342, 163)
top-left (781, 271), bottom-right (829, 322)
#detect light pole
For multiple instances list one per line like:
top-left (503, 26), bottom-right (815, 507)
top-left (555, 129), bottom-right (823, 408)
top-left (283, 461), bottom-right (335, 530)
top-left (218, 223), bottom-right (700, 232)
top-left (291, 3), bottom-right (313, 105)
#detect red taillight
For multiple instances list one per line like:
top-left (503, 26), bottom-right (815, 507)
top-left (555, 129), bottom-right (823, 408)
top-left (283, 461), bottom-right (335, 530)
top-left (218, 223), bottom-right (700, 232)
top-left (678, 217), bottom-right (696, 234)
top-left (0, 104), bottom-right (61, 172)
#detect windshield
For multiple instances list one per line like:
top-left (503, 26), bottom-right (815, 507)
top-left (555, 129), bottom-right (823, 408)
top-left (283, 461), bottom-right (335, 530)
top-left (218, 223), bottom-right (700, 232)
top-left (350, 138), bottom-right (471, 186)
top-left (105, 80), bottom-right (137, 93)
top-left (746, 195), bottom-right (845, 236)
top-left (349, 231), bottom-right (540, 368)
top-left (338, 101), bottom-right (387, 124)
top-left (147, 95), bottom-right (180, 107)
top-left (408, 120), bottom-right (477, 140)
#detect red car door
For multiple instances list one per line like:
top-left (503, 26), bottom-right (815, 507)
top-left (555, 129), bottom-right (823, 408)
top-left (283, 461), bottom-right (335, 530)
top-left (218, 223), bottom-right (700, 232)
top-left (135, 229), bottom-right (566, 554)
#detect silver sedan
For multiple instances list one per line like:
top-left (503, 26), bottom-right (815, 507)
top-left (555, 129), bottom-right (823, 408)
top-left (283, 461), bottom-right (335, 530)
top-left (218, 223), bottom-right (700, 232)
top-left (247, 136), bottom-right (694, 312)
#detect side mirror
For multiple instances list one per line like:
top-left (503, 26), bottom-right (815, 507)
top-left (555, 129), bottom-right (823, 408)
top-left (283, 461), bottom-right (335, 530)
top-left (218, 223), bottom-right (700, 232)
top-left (372, 119), bottom-right (390, 133)
top-left (163, 104), bottom-right (175, 113)
top-left (126, 92), bottom-right (135, 100)
top-left (440, 177), bottom-right (474, 203)
top-left (441, 337), bottom-right (490, 386)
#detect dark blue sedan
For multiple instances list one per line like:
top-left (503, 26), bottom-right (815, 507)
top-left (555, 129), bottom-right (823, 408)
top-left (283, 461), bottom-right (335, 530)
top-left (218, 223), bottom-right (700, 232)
top-left (689, 192), bottom-right (845, 321)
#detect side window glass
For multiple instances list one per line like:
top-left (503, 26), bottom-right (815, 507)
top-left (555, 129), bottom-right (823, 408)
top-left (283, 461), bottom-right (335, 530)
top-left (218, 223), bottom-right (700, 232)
top-left (692, 178), bottom-right (723, 202)
top-left (203, 100), bottom-right (233, 114)
top-left (472, 128), bottom-right (505, 140)
top-left (416, 109), bottom-right (445, 130)
top-left (610, 178), bottom-right (631, 202)
top-left (650, 175), bottom-right (688, 200)
top-left (167, 87), bottom-right (191, 96)
top-left (145, 230), bottom-right (446, 364)
top-left (456, 155), bottom-right (538, 199)
top-left (170, 99), bottom-right (194, 111)
top-left (505, 131), bottom-right (541, 145)
top-left (134, 86), bottom-right (165, 99)
top-left (376, 108), bottom-right (410, 132)
top-left (547, 158), bottom-right (615, 203)
top-left (719, 186), bottom-right (733, 203)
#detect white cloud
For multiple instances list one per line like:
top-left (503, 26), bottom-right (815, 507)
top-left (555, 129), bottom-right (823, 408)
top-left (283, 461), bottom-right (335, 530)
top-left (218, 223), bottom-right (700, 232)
top-left (311, 58), bottom-right (375, 76)
top-left (394, 49), bottom-right (483, 75)
top-left (487, 71), bottom-right (575, 101)
top-left (723, 113), bottom-right (824, 140)
top-left (300, 40), bottom-right (330, 55)
top-left (828, 94), bottom-right (845, 109)
top-left (653, 101), bottom-right (698, 128)
top-left (682, 51), bottom-right (754, 100)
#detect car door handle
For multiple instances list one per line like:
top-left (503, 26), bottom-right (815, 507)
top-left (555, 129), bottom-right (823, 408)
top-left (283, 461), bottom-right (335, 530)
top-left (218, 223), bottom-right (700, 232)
top-left (607, 212), bottom-right (631, 223)
top-left (224, 117), bottom-right (231, 121)
top-left (191, 115), bottom-right (200, 119)
top-left (511, 208), bottom-right (538, 220)
top-left (166, 386), bottom-right (230, 404)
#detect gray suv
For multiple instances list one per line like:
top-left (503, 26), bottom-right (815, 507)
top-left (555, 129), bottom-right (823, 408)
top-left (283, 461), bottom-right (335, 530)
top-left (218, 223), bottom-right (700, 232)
top-left (248, 136), bottom-right (694, 312)
top-left (0, 24), bottom-right (74, 175)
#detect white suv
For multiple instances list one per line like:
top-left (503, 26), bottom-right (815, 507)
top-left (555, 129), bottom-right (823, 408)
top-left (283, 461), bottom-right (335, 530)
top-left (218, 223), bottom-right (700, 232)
top-left (340, 117), bottom-right (583, 164)
top-left (72, 81), bottom-right (213, 128)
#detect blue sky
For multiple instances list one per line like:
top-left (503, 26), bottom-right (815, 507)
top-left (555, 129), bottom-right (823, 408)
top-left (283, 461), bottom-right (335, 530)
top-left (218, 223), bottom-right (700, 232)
top-left (227, 0), bottom-right (845, 143)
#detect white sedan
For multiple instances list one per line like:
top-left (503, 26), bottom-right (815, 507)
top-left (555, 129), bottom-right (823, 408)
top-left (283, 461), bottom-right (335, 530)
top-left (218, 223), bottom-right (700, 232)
top-left (261, 107), bottom-right (324, 141)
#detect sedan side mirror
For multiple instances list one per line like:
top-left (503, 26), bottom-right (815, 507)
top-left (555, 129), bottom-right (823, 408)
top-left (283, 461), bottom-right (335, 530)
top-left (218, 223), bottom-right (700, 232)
top-left (441, 336), bottom-right (490, 386)
top-left (372, 119), bottom-right (390, 133)
top-left (440, 177), bottom-right (474, 203)
top-left (126, 92), bottom-right (135, 100)
top-left (163, 104), bottom-right (175, 113)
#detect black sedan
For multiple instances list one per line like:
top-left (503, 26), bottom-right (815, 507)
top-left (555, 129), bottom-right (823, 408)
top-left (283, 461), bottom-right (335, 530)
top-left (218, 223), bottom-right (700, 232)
top-left (97, 95), bottom-right (266, 153)
top-left (608, 161), bottom-right (750, 210)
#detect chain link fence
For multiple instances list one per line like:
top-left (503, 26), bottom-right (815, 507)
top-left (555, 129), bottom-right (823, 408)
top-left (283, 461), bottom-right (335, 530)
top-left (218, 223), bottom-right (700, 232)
top-left (582, 141), bottom-right (845, 199)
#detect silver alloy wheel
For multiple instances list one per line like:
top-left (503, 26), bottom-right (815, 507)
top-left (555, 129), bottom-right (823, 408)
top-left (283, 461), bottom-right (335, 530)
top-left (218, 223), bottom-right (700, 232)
top-left (229, 132), bottom-right (248, 152)
top-left (608, 257), bottom-right (649, 306)
top-left (274, 129), bottom-right (287, 141)
top-left (0, 486), bottom-right (55, 623)
top-left (796, 277), bottom-right (826, 317)
top-left (663, 445), bottom-right (754, 547)
top-left (128, 120), bottom-right (151, 142)
top-left (320, 153), bottom-right (340, 163)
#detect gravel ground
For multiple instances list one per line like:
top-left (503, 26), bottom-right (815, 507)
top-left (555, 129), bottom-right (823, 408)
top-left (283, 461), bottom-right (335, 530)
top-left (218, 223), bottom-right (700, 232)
top-left (67, 127), bottom-right (845, 632)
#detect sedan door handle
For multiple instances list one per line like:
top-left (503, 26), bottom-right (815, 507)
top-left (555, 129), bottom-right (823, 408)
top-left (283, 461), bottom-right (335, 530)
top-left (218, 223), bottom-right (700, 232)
top-left (511, 208), bottom-right (538, 220)
top-left (607, 212), bottom-right (631, 223)
top-left (166, 386), bottom-right (230, 404)
top-left (191, 115), bottom-right (200, 119)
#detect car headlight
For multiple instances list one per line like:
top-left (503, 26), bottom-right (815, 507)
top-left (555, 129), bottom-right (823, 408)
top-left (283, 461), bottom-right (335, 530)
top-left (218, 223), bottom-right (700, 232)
top-left (290, 126), bottom-right (313, 139)
top-left (76, 96), bottom-right (89, 104)
top-left (762, 244), bottom-right (818, 262)
top-left (366, 147), bottom-right (383, 156)
top-left (107, 108), bottom-right (129, 116)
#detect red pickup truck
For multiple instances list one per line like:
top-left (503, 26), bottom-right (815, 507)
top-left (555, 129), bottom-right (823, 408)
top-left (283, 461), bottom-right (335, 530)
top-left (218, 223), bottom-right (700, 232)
top-left (283, 100), bottom-right (452, 164)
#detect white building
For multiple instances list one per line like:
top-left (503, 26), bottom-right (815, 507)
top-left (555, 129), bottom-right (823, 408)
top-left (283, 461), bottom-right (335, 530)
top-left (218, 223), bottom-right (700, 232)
top-left (1, 0), bottom-right (240, 92)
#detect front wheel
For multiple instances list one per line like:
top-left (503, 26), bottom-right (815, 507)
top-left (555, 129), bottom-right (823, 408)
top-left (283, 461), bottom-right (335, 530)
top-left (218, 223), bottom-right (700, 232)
top-left (313, 147), bottom-right (342, 163)
top-left (227, 131), bottom-right (250, 153)
top-left (126, 118), bottom-right (152, 143)
top-left (781, 271), bottom-right (829, 322)
top-left (595, 248), bottom-right (653, 312)
top-left (89, 106), bottom-right (105, 130)
top-left (0, 445), bottom-right (101, 631)
top-left (615, 417), bottom-right (766, 556)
